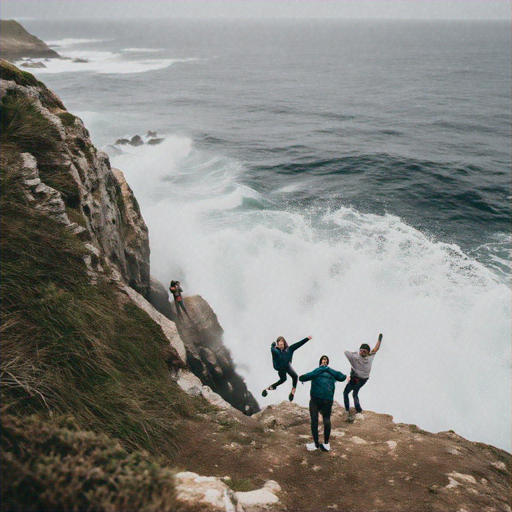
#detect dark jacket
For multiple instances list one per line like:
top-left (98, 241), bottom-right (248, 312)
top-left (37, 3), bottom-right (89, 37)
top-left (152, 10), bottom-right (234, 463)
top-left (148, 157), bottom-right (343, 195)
top-left (299, 366), bottom-right (347, 401)
top-left (270, 337), bottom-right (309, 371)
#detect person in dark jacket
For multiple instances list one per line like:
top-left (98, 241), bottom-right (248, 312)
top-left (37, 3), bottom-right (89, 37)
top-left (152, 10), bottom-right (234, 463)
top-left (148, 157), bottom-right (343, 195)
top-left (261, 335), bottom-right (313, 402)
top-left (169, 280), bottom-right (190, 320)
top-left (299, 355), bottom-right (347, 452)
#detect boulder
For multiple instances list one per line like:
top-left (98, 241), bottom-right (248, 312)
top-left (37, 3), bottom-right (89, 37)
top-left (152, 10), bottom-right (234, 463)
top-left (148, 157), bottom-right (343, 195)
top-left (253, 401), bottom-right (310, 429)
top-left (147, 137), bottom-right (164, 145)
top-left (114, 138), bottom-right (130, 145)
top-left (130, 135), bottom-right (144, 146)
top-left (174, 472), bottom-right (243, 512)
top-left (146, 130), bottom-right (157, 137)
top-left (174, 472), bottom-right (282, 512)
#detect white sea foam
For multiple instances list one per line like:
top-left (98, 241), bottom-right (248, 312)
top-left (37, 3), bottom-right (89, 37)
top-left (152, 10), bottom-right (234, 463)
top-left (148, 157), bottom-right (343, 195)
top-left (112, 137), bottom-right (511, 452)
top-left (21, 50), bottom-right (197, 75)
top-left (47, 38), bottom-right (105, 47)
top-left (121, 48), bottom-right (161, 53)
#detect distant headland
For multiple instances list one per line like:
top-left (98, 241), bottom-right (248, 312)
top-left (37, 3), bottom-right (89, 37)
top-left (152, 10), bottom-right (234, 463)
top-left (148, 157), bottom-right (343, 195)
top-left (0, 19), bottom-right (60, 61)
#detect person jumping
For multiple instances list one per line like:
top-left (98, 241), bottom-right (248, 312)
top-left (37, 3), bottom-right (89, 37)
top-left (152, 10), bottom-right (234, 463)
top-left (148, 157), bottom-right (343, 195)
top-left (299, 355), bottom-right (347, 452)
top-left (343, 333), bottom-right (383, 422)
top-left (262, 335), bottom-right (313, 402)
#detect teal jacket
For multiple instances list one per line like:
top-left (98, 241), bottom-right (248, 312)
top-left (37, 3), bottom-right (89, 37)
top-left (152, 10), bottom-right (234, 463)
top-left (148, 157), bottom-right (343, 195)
top-left (299, 366), bottom-right (347, 401)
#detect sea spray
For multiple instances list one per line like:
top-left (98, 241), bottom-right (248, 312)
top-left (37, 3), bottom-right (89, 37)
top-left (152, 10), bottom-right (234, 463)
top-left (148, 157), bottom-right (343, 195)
top-left (112, 138), bottom-right (511, 452)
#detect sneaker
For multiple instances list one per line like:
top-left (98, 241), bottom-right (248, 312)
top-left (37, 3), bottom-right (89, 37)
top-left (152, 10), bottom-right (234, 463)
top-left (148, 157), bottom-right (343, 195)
top-left (262, 389), bottom-right (268, 397)
top-left (306, 443), bottom-right (318, 451)
top-left (288, 392), bottom-right (294, 402)
top-left (320, 443), bottom-right (331, 452)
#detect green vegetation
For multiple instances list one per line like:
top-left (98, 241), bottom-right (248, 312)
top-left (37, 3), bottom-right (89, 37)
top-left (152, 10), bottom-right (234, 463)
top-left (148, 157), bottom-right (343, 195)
top-left (1, 413), bottom-right (178, 512)
top-left (225, 477), bottom-right (258, 493)
top-left (0, 162), bottom-right (202, 455)
top-left (0, 87), bottom-right (80, 207)
top-left (57, 111), bottom-right (77, 127)
top-left (0, 66), bottom-right (215, 509)
top-left (0, 58), bottom-right (43, 87)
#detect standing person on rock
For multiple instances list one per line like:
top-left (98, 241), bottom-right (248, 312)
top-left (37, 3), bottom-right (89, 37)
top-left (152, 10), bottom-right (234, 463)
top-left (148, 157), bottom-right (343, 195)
top-left (169, 280), bottom-right (190, 321)
top-left (262, 335), bottom-right (313, 402)
top-left (343, 333), bottom-right (383, 422)
top-left (299, 355), bottom-right (347, 452)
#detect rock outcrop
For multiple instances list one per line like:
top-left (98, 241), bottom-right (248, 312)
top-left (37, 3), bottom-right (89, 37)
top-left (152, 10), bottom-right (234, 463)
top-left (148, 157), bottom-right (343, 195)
top-left (149, 287), bottom-right (260, 415)
top-left (174, 472), bottom-right (282, 512)
top-left (1, 59), bottom-right (150, 296)
top-left (0, 20), bottom-right (60, 61)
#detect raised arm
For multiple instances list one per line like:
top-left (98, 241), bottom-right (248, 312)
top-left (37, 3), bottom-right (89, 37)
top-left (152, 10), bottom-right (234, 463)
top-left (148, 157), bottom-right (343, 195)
top-left (270, 342), bottom-right (280, 355)
top-left (288, 335), bottom-right (313, 354)
top-left (371, 333), bottom-right (383, 355)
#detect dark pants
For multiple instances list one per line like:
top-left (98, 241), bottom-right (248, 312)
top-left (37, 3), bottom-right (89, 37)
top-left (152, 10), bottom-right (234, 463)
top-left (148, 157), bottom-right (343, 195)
top-left (343, 377), bottom-right (368, 413)
top-left (309, 397), bottom-right (333, 447)
top-left (270, 364), bottom-right (298, 389)
top-left (175, 299), bottom-right (189, 317)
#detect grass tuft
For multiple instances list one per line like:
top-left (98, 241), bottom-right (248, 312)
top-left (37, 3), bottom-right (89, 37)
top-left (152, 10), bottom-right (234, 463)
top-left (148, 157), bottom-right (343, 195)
top-left (1, 413), bottom-right (179, 512)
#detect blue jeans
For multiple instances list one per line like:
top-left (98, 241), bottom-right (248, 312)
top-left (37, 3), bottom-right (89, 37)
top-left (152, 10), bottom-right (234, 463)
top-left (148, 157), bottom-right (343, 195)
top-left (343, 377), bottom-right (368, 413)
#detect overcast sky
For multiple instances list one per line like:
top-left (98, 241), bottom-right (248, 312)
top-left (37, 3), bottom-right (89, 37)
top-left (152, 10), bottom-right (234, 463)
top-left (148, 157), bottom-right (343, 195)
top-left (1, 0), bottom-right (510, 21)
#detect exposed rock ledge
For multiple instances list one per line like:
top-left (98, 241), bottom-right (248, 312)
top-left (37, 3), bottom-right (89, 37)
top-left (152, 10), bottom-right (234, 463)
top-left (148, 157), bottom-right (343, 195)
top-left (149, 283), bottom-right (260, 415)
top-left (175, 401), bottom-right (512, 512)
top-left (0, 20), bottom-right (61, 61)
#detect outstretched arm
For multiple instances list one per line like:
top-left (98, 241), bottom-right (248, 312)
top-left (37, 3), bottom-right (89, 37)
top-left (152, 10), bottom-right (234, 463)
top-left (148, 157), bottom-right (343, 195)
top-left (326, 368), bottom-right (347, 382)
top-left (299, 366), bottom-right (323, 382)
top-left (371, 333), bottom-right (383, 355)
top-left (289, 335), bottom-right (313, 354)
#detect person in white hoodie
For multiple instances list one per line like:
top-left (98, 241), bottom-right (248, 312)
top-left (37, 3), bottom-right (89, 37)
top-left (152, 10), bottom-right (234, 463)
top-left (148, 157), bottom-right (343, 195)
top-left (343, 333), bottom-right (382, 421)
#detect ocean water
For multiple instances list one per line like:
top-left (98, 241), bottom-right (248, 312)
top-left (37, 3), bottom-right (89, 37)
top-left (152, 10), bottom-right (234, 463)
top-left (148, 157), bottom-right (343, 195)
top-left (20, 19), bottom-right (511, 451)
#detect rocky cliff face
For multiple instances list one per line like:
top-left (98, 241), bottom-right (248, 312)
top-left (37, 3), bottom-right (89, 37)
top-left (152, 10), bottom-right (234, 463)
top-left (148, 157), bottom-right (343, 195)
top-left (1, 59), bottom-right (150, 296)
top-left (1, 58), bottom-right (258, 416)
top-left (0, 20), bottom-right (61, 61)
top-left (149, 283), bottom-right (260, 415)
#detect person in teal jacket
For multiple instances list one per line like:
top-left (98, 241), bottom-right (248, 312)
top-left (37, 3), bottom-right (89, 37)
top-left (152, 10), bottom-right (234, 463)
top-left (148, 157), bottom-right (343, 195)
top-left (262, 335), bottom-right (313, 402)
top-left (299, 355), bottom-right (347, 452)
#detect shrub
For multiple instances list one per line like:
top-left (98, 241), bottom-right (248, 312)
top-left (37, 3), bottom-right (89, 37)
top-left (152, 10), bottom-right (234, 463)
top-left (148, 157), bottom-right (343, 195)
top-left (0, 59), bottom-right (42, 87)
top-left (1, 413), bottom-right (178, 512)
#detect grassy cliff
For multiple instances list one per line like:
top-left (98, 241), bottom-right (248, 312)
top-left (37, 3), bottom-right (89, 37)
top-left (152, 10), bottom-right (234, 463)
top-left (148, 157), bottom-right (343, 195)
top-left (0, 60), bottom-right (210, 511)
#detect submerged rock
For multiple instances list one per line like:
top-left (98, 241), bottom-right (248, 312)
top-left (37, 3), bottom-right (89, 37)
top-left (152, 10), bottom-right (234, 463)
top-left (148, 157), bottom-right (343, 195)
top-left (147, 137), bottom-right (164, 145)
top-left (20, 61), bottom-right (46, 69)
top-left (130, 134), bottom-right (144, 146)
